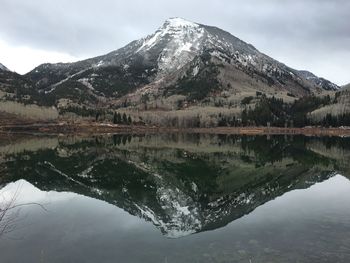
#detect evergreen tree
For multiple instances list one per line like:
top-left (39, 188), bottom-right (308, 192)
top-left (113, 112), bottom-right (117, 124)
top-left (122, 113), bottom-right (128, 124)
top-left (127, 115), bottom-right (132, 125)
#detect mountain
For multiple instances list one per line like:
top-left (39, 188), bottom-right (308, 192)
top-left (342, 83), bottom-right (350, 90)
top-left (26, 18), bottom-right (339, 109)
top-left (298, 70), bottom-right (339, 91)
top-left (0, 64), bottom-right (57, 121)
top-left (0, 18), bottom-right (344, 127)
top-left (0, 67), bottom-right (39, 103)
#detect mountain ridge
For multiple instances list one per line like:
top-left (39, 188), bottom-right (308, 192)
top-left (342, 83), bottom-right (350, 90)
top-left (25, 18), bottom-right (339, 105)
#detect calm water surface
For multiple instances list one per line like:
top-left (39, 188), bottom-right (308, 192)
top-left (0, 134), bottom-right (350, 262)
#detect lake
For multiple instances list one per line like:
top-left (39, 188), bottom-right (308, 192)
top-left (0, 134), bottom-right (350, 262)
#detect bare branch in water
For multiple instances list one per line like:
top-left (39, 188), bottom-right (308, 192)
top-left (0, 181), bottom-right (47, 237)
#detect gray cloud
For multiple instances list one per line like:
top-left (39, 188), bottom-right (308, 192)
top-left (0, 0), bottom-right (349, 85)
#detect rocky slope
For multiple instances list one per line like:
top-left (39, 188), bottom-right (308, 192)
top-left (298, 70), bottom-right (339, 91)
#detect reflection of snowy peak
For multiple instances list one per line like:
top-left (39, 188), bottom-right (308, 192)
top-left (132, 172), bottom-right (336, 238)
top-left (38, 158), bottom-right (335, 238)
top-left (1, 135), bottom-right (346, 238)
top-left (135, 184), bottom-right (202, 238)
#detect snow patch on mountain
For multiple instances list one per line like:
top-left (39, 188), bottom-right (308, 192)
top-left (78, 78), bottom-right (95, 90)
top-left (136, 17), bottom-right (205, 76)
top-left (95, 60), bottom-right (105, 67)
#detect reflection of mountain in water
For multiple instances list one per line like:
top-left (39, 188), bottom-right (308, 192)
top-left (1, 134), bottom-right (349, 238)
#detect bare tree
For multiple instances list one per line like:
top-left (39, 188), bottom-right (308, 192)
top-left (0, 181), bottom-right (47, 238)
top-left (0, 185), bottom-right (20, 236)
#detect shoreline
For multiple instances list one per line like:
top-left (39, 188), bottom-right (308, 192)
top-left (1, 123), bottom-right (350, 136)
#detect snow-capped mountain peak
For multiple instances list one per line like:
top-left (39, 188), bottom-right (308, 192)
top-left (137, 17), bottom-right (202, 52)
top-left (164, 17), bottom-right (199, 28)
top-left (136, 18), bottom-right (206, 75)
top-left (134, 17), bottom-right (261, 78)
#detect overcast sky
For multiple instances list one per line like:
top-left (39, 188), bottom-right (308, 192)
top-left (0, 0), bottom-right (349, 85)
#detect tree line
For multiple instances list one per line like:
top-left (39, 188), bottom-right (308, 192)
top-left (58, 94), bottom-right (350, 128)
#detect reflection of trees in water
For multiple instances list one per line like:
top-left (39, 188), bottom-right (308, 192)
top-left (0, 183), bottom-right (47, 238)
top-left (0, 134), bottom-right (349, 237)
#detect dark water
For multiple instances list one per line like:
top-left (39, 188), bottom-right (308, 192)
top-left (1, 134), bottom-right (350, 262)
